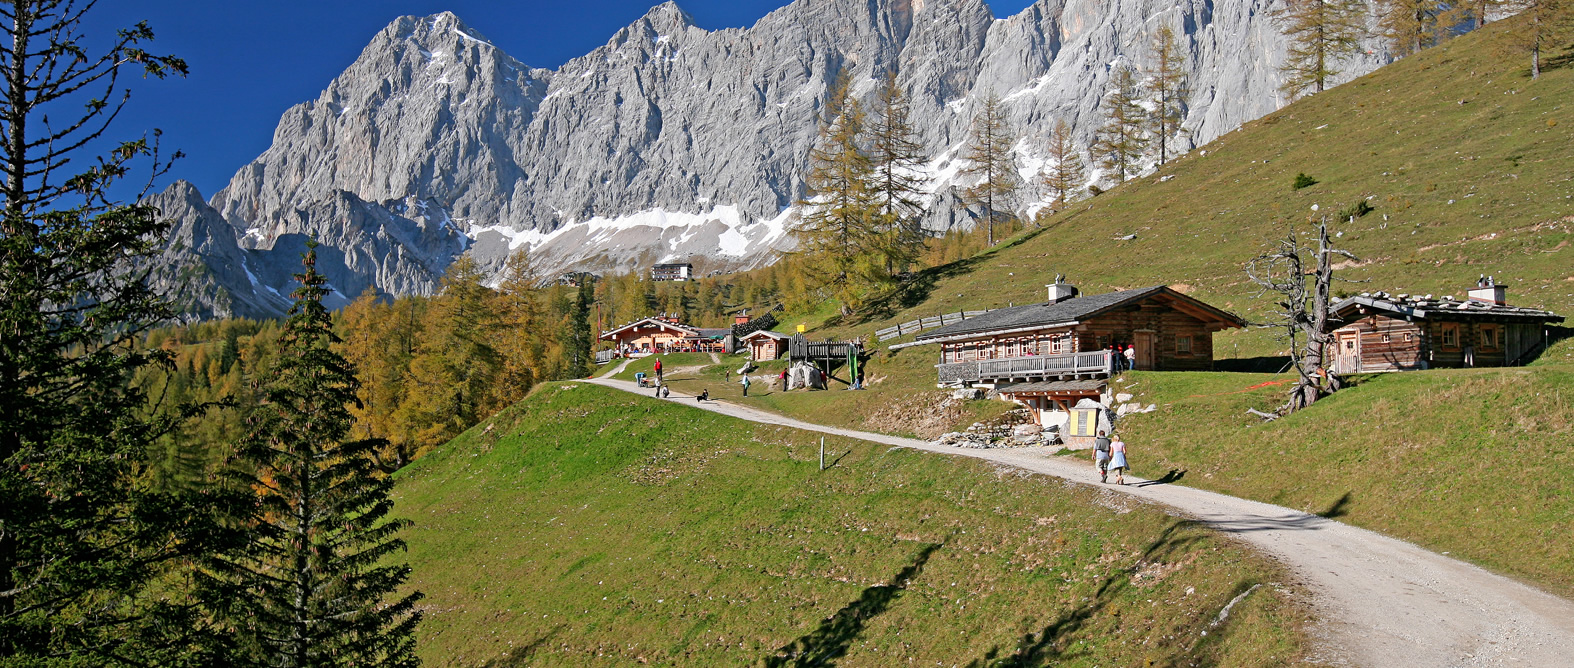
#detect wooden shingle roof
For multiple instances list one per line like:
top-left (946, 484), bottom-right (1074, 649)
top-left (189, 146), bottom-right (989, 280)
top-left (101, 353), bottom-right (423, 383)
top-left (1331, 293), bottom-right (1564, 324)
top-left (914, 285), bottom-right (1244, 342)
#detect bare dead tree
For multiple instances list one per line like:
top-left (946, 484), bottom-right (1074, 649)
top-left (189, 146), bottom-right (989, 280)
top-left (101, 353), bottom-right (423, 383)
top-left (1244, 217), bottom-right (1358, 415)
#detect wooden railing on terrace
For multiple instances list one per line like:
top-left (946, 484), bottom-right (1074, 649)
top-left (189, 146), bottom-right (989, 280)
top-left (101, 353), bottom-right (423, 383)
top-left (936, 350), bottom-right (1113, 384)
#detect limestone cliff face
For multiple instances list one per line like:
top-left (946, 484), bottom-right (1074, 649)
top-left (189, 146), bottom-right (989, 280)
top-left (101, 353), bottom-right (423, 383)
top-left (152, 0), bottom-right (1392, 319)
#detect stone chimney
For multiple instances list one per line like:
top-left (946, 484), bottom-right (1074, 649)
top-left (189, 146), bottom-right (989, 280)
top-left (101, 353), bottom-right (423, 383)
top-left (1468, 275), bottom-right (1507, 305)
top-left (1046, 275), bottom-right (1079, 304)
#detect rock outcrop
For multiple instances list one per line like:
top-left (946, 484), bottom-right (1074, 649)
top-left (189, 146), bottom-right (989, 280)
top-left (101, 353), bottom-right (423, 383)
top-left (150, 0), bottom-right (1395, 319)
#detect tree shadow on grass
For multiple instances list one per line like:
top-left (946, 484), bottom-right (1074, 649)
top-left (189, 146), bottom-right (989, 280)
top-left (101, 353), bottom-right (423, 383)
top-left (1317, 491), bottom-right (1354, 519)
top-left (965, 520), bottom-right (1261, 668)
top-left (853, 224), bottom-right (1061, 326)
top-left (484, 624), bottom-right (565, 667)
top-left (765, 542), bottom-right (943, 667)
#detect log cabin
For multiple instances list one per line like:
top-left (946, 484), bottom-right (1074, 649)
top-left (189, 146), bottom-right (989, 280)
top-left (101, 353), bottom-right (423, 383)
top-left (904, 282), bottom-right (1245, 433)
top-left (1327, 278), bottom-right (1564, 372)
top-left (913, 282), bottom-right (1247, 389)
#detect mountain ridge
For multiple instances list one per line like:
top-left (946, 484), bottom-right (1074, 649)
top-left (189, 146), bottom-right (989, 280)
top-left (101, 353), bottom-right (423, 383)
top-left (152, 0), bottom-right (1396, 320)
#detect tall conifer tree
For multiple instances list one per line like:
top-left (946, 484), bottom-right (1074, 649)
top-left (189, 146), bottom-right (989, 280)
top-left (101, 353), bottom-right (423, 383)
top-left (1042, 120), bottom-right (1085, 214)
top-left (794, 73), bottom-right (878, 313)
top-left (1377, 0), bottom-right (1454, 56)
top-left (1092, 65), bottom-right (1148, 186)
top-left (496, 248), bottom-right (543, 405)
top-left (202, 242), bottom-right (422, 668)
top-left (0, 2), bottom-right (237, 663)
top-left (1502, 0), bottom-right (1573, 79)
top-left (1145, 25), bottom-right (1189, 165)
top-left (1275, 0), bottom-right (1370, 99)
top-left (962, 94), bottom-right (1018, 246)
top-left (869, 71), bottom-right (928, 274)
top-left (559, 278), bottom-right (595, 378)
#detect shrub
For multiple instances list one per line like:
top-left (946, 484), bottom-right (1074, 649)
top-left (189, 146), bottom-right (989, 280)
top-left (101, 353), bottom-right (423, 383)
top-left (1292, 172), bottom-right (1318, 190)
top-left (1338, 199), bottom-right (1375, 220)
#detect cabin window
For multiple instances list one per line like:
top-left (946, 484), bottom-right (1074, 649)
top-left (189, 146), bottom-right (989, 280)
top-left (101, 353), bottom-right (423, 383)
top-left (1405, 333), bottom-right (1413, 342)
top-left (1480, 324), bottom-right (1500, 350)
top-left (1381, 333), bottom-right (1391, 343)
top-left (1050, 334), bottom-right (1067, 355)
top-left (1176, 335), bottom-right (1193, 354)
top-left (1440, 322), bottom-right (1460, 348)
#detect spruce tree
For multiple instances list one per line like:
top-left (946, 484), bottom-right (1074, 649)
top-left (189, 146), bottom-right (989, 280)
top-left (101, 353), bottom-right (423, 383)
top-left (1092, 65), bottom-right (1149, 186)
top-left (202, 241), bottom-right (422, 667)
top-left (1145, 25), bottom-right (1189, 165)
top-left (868, 71), bottom-right (928, 275)
top-left (1275, 0), bottom-right (1370, 99)
top-left (558, 277), bottom-right (595, 378)
top-left (0, 1), bottom-right (239, 663)
top-left (1042, 119), bottom-right (1086, 214)
top-left (794, 74), bottom-right (878, 314)
top-left (961, 94), bottom-right (1018, 246)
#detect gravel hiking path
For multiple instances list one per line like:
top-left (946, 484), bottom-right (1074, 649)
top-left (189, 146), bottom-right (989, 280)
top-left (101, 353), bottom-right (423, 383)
top-left (585, 375), bottom-right (1574, 667)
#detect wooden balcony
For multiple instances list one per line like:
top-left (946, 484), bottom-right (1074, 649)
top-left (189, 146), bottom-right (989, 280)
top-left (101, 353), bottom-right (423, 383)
top-left (936, 350), bottom-right (1113, 385)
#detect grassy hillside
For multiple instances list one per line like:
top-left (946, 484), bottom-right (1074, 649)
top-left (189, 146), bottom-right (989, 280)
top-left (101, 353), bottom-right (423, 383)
top-left (614, 16), bottom-right (1574, 605)
top-left (391, 383), bottom-right (1311, 666)
top-left (1107, 363), bottom-right (1574, 600)
top-left (791, 15), bottom-right (1572, 355)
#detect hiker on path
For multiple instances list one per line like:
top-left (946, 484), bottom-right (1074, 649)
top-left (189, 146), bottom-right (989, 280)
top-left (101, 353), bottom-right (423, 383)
top-left (1093, 430), bottom-right (1112, 484)
top-left (778, 368), bottom-right (787, 390)
top-left (654, 358), bottom-right (663, 382)
top-left (660, 384), bottom-right (670, 399)
top-left (653, 381), bottom-right (661, 397)
top-left (696, 389), bottom-right (709, 402)
top-left (1123, 345), bottom-right (1136, 371)
top-left (1109, 434), bottom-right (1129, 485)
top-left (741, 374), bottom-right (751, 397)
top-left (1109, 345), bottom-right (1122, 372)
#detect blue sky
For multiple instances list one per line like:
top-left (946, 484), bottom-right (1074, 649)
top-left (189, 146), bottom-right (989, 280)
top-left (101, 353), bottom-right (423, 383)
top-left (90, 1), bottom-right (1037, 198)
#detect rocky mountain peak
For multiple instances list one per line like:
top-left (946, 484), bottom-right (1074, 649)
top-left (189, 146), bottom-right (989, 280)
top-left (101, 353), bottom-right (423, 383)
top-left (153, 0), bottom-right (1398, 322)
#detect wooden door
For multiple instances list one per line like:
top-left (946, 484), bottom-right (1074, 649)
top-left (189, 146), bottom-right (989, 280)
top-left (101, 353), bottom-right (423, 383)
top-left (1335, 331), bottom-right (1361, 374)
top-left (1133, 331), bottom-right (1155, 370)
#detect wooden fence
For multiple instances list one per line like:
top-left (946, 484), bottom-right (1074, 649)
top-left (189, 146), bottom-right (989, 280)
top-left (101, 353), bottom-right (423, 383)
top-left (788, 333), bottom-right (859, 363)
top-left (875, 310), bottom-right (993, 342)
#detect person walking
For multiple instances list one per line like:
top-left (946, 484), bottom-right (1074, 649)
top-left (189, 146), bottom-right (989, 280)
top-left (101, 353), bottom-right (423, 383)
top-left (654, 358), bottom-right (663, 383)
top-left (1123, 345), bottom-right (1136, 372)
top-left (1093, 430), bottom-right (1112, 484)
top-left (653, 381), bottom-right (661, 397)
top-left (1109, 434), bottom-right (1129, 485)
top-left (741, 374), bottom-right (751, 397)
top-left (1109, 345), bottom-right (1122, 372)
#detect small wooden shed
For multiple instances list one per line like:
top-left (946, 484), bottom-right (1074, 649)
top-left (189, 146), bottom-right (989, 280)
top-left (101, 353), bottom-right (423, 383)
top-left (740, 330), bottom-right (788, 361)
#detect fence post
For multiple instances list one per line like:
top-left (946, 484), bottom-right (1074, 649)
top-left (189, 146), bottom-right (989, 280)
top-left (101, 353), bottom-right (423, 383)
top-left (819, 437), bottom-right (825, 471)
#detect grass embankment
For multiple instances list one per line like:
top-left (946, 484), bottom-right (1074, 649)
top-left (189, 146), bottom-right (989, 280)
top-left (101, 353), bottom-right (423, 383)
top-left (392, 383), bottom-right (1310, 666)
top-left (1108, 362), bottom-right (1574, 599)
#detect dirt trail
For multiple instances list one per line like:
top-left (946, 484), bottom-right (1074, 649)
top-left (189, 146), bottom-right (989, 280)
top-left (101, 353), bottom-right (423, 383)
top-left (586, 375), bottom-right (1574, 667)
